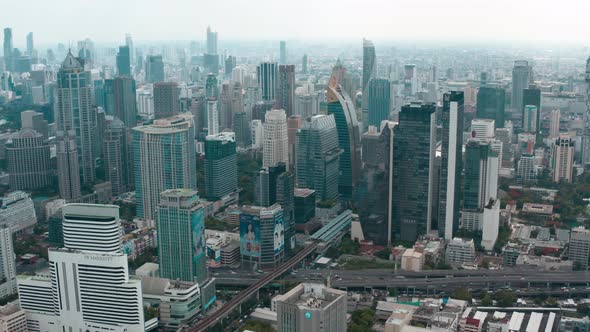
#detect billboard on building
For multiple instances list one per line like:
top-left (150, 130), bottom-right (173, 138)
top-left (191, 208), bottom-right (206, 263)
top-left (273, 213), bottom-right (284, 254)
top-left (240, 214), bottom-right (261, 257)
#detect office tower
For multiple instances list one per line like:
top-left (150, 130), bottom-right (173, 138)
top-left (145, 55), bottom-right (164, 83)
top-left (327, 71), bottom-right (361, 201)
top-left (133, 113), bottom-right (196, 220)
top-left (549, 109), bottom-right (560, 139)
top-left (522, 86), bottom-right (541, 132)
top-left (294, 188), bottom-right (316, 224)
top-left (278, 65), bottom-right (295, 117)
top-left (3, 28), bottom-right (13, 71)
top-left (463, 139), bottom-right (499, 211)
top-left (206, 26), bottom-right (218, 55)
top-left (111, 77), bottom-right (137, 128)
top-left (295, 92), bottom-right (319, 119)
top-left (276, 283), bottom-right (347, 332)
top-left (204, 132), bottom-right (238, 200)
top-left (207, 99), bottom-right (219, 135)
top-left (153, 82), bottom-right (179, 119)
top-left (219, 83), bottom-right (232, 129)
top-left (224, 55), bottom-right (236, 79)
top-left (103, 117), bottom-right (131, 196)
top-left (56, 131), bottom-right (81, 201)
top-left (516, 152), bottom-right (536, 184)
top-left (392, 103), bottom-right (436, 242)
top-left (26, 32), bottom-right (33, 56)
top-left (6, 130), bottom-right (51, 191)
top-left (233, 112), bottom-right (250, 148)
top-left (263, 109), bottom-right (289, 169)
top-left (476, 87), bottom-right (506, 128)
top-left (56, 51), bottom-right (96, 185)
top-left (157, 189), bottom-right (208, 283)
top-left (287, 115), bottom-right (301, 170)
top-left (116, 45), bottom-right (131, 77)
top-left (232, 66), bottom-right (246, 85)
top-left (20, 110), bottom-right (48, 138)
top-left (569, 227), bottom-right (590, 270)
top-left (523, 105), bottom-right (538, 133)
top-left (251, 119), bottom-right (264, 149)
top-left (296, 114), bottom-right (341, 201)
top-left (0, 191), bottom-right (36, 234)
top-left (125, 33), bottom-right (134, 65)
top-left (240, 204), bottom-right (284, 270)
top-left (257, 62), bottom-right (278, 101)
top-left (279, 41), bottom-right (287, 65)
top-left (551, 133), bottom-right (574, 183)
top-left (257, 163), bottom-right (286, 207)
top-left (0, 227), bottom-right (16, 300)
top-left (362, 39), bottom-right (377, 111)
top-left (302, 54), bottom-right (308, 73)
top-left (17, 204), bottom-right (145, 331)
top-left (512, 60), bottom-right (531, 110)
top-left (367, 79), bottom-right (391, 128)
top-left (205, 73), bottom-right (219, 99)
top-left (471, 118), bottom-right (495, 140)
top-left (404, 64), bottom-right (418, 96)
top-left (438, 92), bottom-right (464, 240)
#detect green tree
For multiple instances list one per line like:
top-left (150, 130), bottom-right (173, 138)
top-left (452, 287), bottom-right (472, 301)
top-left (241, 320), bottom-right (276, 332)
top-left (349, 308), bottom-right (376, 332)
top-left (481, 293), bottom-right (493, 306)
top-left (494, 289), bottom-right (516, 307)
top-left (577, 303), bottom-right (590, 315)
top-left (144, 305), bottom-right (158, 321)
top-left (375, 248), bottom-right (391, 260)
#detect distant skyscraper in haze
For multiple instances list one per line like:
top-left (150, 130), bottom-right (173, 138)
top-left (367, 78), bottom-right (391, 128)
top-left (362, 39), bottom-right (376, 111)
top-left (549, 109), bottom-right (561, 139)
top-left (257, 62), bottom-right (278, 101)
top-left (224, 55), bottom-right (236, 79)
top-left (512, 60), bottom-right (531, 110)
top-left (263, 109), bottom-right (289, 169)
top-left (392, 102), bottom-right (436, 242)
top-left (296, 114), bottom-right (341, 201)
top-left (3, 28), bottom-right (13, 71)
top-left (125, 33), bottom-right (134, 65)
top-left (104, 117), bottom-right (131, 196)
top-left (463, 139), bottom-right (499, 211)
top-left (205, 73), bottom-right (219, 99)
top-left (327, 69), bottom-right (361, 201)
top-left (56, 51), bottom-right (96, 186)
top-left (116, 45), bottom-right (131, 77)
top-left (206, 26), bottom-right (218, 55)
top-left (26, 32), bottom-right (33, 56)
top-left (20, 110), bottom-right (48, 138)
top-left (145, 55), bottom-right (164, 83)
top-left (17, 203), bottom-right (145, 331)
top-left (157, 189), bottom-right (208, 284)
top-left (133, 113), bottom-right (196, 220)
top-left (476, 86), bottom-right (505, 128)
top-left (438, 92), bottom-right (464, 240)
top-left (153, 82), bottom-right (180, 119)
top-left (522, 85), bottom-right (541, 132)
top-left (279, 40), bottom-right (287, 65)
top-left (56, 131), bottom-right (81, 201)
top-left (302, 54), bottom-right (308, 73)
top-left (207, 99), bottom-right (219, 135)
top-left (204, 132), bottom-right (237, 200)
top-left (278, 65), bottom-right (295, 117)
top-left (523, 105), bottom-right (538, 133)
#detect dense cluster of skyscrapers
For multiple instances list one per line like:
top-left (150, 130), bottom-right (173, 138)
top-left (0, 21), bottom-right (589, 331)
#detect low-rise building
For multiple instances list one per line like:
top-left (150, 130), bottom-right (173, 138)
top-left (0, 301), bottom-right (27, 332)
top-left (401, 248), bottom-right (424, 272)
top-left (445, 238), bottom-right (475, 265)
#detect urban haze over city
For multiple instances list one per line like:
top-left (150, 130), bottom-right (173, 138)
top-left (0, 0), bottom-right (590, 331)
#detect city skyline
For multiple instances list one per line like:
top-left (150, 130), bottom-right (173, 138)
top-left (1, 0), bottom-right (590, 46)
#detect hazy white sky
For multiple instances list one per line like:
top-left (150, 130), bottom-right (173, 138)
top-left (2, 0), bottom-right (589, 46)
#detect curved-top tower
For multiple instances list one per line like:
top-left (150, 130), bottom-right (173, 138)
top-left (328, 69), bottom-right (361, 201)
top-left (62, 203), bottom-right (121, 253)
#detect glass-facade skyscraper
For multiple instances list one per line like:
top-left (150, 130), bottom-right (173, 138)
top-left (438, 91), bottom-right (464, 240)
top-left (367, 78), bottom-right (391, 128)
top-left (327, 71), bottom-right (361, 201)
top-left (133, 113), bottom-right (196, 220)
top-left (362, 38), bottom-right (376, 111)
top-left (392, 102), bottom-right (436, 242)
top-left (116, 45), bottom-right (131, 77)
top-left (476, 86), bottom-right (505, 128)
top-left (204, 132), bottom-right (238, 200)
top-left (257, 62), bottom-right (278, 101)
top-left (511, 60), bottom-right (531, 110)
top-left (157, 189), bottom-right (208, 284)
top-left (296, 114), bottom-right (341, 201)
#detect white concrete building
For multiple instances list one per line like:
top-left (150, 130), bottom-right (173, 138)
top-left (0, 301), bottom-right (27, 332)
top-left (401, 249), bottom-right (424, 272)
top-left (549, 109), bottom-right (560, 139)
top-left (445, 238), bottom-right (475, 265)
top-left (0, 227), bottom-right (16, 300)
top-left (263, 109), bottom-right (288, 169)
top-left (207, 99), bottom-right (219, 135)
top-left (471, 118), bottom-right (495, 140)
top-left (551, 133), bottom-right (574, 183)
top-left (251, 119), bottom-right (264, 150)
top-left (17, 204), bottom-right (145, 332)
top-left (481, 199), bottom-right (500, 251)
top-left (0, 191), bottom-right (37, 235)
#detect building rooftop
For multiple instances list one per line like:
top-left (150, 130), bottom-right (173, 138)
top-left (522, 203), bottom-right (553, 215)
top-left (294, 188), bottom-right (316, 197)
